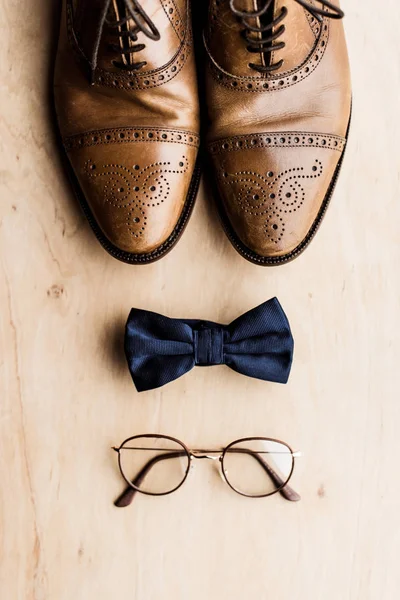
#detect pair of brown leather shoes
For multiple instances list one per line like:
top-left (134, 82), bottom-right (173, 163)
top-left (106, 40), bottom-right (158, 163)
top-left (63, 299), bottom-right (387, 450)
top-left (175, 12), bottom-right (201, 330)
top-left (54, 1), bottom-right (351, 265)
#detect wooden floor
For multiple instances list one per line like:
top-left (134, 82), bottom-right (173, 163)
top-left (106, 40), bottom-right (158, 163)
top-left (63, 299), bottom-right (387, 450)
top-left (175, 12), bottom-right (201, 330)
top-left (1, 1), bottom-right (399, 599)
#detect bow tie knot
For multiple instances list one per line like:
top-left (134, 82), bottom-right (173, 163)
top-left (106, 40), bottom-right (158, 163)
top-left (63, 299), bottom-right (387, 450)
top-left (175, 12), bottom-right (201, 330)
top-left (194, 327), bottom-right (224, 366)
top-left (125, 298), bottom-right (294, 392)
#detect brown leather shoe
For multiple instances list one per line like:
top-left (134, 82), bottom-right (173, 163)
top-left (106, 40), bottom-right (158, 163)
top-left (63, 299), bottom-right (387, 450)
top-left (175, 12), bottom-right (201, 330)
top-left (205, 0), bottom-right (351, 265)
top-left (54, 1), bottom-right (200, 264)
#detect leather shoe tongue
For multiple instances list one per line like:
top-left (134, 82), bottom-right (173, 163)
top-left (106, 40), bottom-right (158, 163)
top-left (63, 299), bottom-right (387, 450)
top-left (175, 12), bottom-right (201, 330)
top-left (239, 1), bottom-right (274, 44)
top-left (237, 0), bottom-right (263, 11)
top-left (269, 0), bottom-right (319, 74)
top-left (237, 0), bottom-right (265, 20)
top-left (73, 0), bottom-right (112, 71)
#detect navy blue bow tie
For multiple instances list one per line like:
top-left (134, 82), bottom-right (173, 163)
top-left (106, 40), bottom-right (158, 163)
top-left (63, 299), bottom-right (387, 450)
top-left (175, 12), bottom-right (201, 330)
top-left (125, 298), bottom-right (294, 392)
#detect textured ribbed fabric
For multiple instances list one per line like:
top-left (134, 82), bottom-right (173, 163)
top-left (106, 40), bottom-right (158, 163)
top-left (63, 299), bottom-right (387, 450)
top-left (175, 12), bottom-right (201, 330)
top-left (124, 298), bottom-right (294, 392)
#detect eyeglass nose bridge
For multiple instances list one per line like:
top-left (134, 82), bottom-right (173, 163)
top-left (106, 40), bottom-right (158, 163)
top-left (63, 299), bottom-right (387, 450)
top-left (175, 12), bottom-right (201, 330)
top-left (189, 452), bottom-right (227, 483)
top-left (190, 451), bottom-right (222, 461)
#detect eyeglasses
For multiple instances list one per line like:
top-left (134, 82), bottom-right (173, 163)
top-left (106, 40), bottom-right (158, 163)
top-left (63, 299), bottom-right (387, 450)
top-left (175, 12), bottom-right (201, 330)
top-left (112, 434), bottom-right (301, 506)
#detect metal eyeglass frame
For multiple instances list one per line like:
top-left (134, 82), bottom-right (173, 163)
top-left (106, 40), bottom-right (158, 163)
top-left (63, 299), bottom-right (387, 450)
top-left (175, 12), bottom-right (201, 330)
top-left (113, 434), bottom-right (301, 507)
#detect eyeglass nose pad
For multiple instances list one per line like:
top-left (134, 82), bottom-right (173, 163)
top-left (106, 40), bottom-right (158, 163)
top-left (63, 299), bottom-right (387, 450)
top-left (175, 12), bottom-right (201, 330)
top-left (216, 457), bottom-right (227, 483)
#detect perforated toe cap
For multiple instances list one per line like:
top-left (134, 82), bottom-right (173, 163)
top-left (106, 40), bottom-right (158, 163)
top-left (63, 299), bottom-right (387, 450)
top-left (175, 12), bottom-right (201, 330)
top-left (208, 132), bottom-right (346, 261)
top-left (64, 127), bottom-right (200, 256)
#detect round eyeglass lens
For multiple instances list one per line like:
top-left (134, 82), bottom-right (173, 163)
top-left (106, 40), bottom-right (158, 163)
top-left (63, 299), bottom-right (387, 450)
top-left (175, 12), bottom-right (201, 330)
top-left (222, 438), bottom-right (294, 497)
top-left (119, 436), bottom-right (190, 495)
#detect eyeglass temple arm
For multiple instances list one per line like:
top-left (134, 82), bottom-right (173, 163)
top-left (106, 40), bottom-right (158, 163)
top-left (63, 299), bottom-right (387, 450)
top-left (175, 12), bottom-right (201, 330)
top-left (114, 451), bottom-right (187, 507)
top-left (115, 449), bottom-right (300, 507)
top-left (227, 448), bottom-right (300, 502)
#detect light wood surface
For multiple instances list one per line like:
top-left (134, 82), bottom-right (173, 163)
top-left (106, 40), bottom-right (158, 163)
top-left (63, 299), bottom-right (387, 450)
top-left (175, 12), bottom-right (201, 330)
top-left (1, 1), bottom-right (400, 599)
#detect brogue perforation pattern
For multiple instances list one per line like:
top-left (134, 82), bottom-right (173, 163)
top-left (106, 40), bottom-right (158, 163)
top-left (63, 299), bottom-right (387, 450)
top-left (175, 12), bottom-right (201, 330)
top-left (208, 0), bottom-right (219, 35)
top-left (94, 36), bottom-right (191, 90)
top-left (64, 128), bottom-right (200, 151)
top-left (221, 159), bottom-right (324, 245)
top-left (66, 0), bottom-right (192, 91)
top-left (304, 4), bottom-right (322, 39)
top-left (208, 132), bottom-right (345, 154)
top-left (162, 0), bottom-right (185, 41)
top-left (84, 156), bottom-right (189, 239)
top-left (206, 18), bottom-right (329, 92)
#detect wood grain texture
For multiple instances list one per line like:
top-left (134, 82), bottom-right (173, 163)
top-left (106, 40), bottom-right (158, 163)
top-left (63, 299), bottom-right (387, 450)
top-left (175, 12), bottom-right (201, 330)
top-left (1, 1), bottom-right (399, 599)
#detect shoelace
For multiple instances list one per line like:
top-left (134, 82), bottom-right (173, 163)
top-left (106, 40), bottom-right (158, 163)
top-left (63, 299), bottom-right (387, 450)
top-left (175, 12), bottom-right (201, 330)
top-left (106, 0), bottom-right (160, 71)
top-left (229, 0), bottom-right (344, 73)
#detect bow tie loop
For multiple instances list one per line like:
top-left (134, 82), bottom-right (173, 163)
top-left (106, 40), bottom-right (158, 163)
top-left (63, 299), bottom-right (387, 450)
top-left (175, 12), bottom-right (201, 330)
top-left (194, 328), bottom-right (225, 366)
top-left (125, 298), bottom-right (294, 392)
